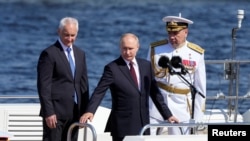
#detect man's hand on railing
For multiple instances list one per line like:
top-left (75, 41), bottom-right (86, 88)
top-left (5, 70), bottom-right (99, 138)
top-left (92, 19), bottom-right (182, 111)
top-left (79, 112), bottom-right (94, 123)
top-left (167, 115), bottom-right (179, 124)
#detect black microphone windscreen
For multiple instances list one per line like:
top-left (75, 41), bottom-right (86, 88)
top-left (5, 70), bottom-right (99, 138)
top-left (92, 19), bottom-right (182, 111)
top-left (171, 56), bottom-right (182, 68)
top-left (158, 56), bottom-right (169, 68)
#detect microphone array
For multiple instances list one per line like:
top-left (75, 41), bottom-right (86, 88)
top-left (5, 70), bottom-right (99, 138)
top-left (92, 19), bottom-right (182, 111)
top-left (158, 56), bottom-right (188, 75)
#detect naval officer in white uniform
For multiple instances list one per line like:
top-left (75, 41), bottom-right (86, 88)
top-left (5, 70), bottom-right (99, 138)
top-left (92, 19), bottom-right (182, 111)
top-left (147, 14), bottom-right (206, 135)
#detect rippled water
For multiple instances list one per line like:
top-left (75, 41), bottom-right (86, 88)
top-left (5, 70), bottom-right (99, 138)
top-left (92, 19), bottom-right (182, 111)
top-left (0, 0), bottom-right (250, 114)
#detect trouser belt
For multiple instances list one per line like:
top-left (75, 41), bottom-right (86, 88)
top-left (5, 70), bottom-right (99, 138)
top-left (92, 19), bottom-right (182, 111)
top-left (157, 82), bottom-right (190, 95)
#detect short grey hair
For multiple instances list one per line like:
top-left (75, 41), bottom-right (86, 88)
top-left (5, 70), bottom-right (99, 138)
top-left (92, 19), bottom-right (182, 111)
top-left (58, 17), bottom-right (79, 31)
top-left (119, 33), bottom-right (139, 46)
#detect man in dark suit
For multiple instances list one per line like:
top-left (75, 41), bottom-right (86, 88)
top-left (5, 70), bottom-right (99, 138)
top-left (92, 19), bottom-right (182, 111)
top-left (37, 17), bottom-right (89, 141)
top-left (79, 33), bottom-right (179, 141)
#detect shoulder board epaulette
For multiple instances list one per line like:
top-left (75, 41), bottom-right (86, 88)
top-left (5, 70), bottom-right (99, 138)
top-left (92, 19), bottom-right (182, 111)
top-left (187, 42), bottom-right (205, 54)
top-left (150, 39), bottom-right (168, 48)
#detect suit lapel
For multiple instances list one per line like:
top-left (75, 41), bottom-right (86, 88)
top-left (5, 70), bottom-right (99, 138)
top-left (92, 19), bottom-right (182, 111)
top-left (55, 41), bottom-right (74, 78)
top-left (117, 57), bottom-right (131, 82)
top-left (72, 45), bottom-right (79, 78)
top-left (117, 57), bottom-right (140, 90)
top-left (137, 59), bottom-right (144, 92)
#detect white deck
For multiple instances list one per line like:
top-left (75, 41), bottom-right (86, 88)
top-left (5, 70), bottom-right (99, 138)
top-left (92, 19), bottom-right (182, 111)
top-left (0, 104), bottom-right (112, 141)
top-left (124, 135), bottom-right (207, 141)
top-left (0, 103), bottom-right (249, 141)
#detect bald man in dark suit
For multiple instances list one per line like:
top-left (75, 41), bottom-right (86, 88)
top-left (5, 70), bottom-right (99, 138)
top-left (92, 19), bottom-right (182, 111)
top-left (80, 33), bottom-right (178, 141)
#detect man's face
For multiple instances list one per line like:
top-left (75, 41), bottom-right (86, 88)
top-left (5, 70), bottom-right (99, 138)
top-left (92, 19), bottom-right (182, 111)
top-left (120, 36), bottom-right (139, 62)
top-left (168, 28), bottom-right (188, 48)
top-left (58, 23), bottom-right (78, 47)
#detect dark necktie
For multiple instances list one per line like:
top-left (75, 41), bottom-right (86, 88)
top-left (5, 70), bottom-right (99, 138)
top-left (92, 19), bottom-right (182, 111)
top-left (66, 48), bottom-right (77, 104)
top-left (129, 62), bottom-right (138, 88)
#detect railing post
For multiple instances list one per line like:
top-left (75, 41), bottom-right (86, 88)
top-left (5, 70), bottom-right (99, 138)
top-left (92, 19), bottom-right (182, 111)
top-left (67, 122), bottom-right (97, 141)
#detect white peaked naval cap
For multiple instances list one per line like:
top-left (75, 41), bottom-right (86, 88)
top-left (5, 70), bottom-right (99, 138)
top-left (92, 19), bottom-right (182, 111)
top-left (162, 13), bottom-right (193, 32)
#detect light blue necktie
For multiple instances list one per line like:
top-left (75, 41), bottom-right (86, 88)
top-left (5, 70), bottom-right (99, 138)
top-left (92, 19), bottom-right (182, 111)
top-left (66, 48), bottom-right (77, 104)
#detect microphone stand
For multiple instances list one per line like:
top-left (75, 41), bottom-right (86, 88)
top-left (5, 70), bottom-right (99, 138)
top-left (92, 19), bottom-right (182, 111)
top-left (170, 70), bottom-right (205, 134)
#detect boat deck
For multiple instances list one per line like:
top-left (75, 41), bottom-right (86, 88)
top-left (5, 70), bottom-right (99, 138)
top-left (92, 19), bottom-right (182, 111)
top-left (0, 103), bottom-right (249, 141)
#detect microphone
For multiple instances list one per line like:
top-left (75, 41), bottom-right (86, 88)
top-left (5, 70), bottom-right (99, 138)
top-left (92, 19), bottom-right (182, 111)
top-left (158, 56), bottom-right (170, 68)
top-left (237, 9), bottom-right (244, 29)
top-left (170, 56), bottom-right (182, 68)
top-left (158, 56), bottom-right (174, 74)
top-left (170, 56), bottom-right (188, 75)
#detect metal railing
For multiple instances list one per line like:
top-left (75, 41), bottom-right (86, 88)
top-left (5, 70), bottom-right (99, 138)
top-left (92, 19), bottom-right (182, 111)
top-left (67, 122), bottom-right (97, 141)
top-left (205, 59), bottom-right (250, 122)
top-left (1, 59), bottom-right (250, 128)
top-left (0, 95), bottom-right (39, 99)
top-left (139, 121), bottom-right (250, 136)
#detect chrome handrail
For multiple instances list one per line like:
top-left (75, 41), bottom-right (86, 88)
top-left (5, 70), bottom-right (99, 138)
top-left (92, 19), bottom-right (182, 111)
top-left (0, 93), bottom-right (250, 100)
top-left (139, 122), bottom-right (250, 136)
top-left (0, 95), bottom-right (39, 99)
top-left (67, 122), bottom-right (97, 141)
top-left (205, 59), bottom-right (250, 64)
top-left (1, 94), bottom-right (250, 100)
top-left (205, 59), bottom-right (250, 122)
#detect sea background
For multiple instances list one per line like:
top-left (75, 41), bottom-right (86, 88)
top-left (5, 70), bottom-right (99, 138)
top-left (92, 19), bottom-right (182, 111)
top-left (0, 0), bottom-right (250, 115)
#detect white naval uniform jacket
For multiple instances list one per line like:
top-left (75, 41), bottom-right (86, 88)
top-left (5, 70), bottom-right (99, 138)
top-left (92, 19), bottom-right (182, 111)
top-left (147, 39), bottom-right (206, 123)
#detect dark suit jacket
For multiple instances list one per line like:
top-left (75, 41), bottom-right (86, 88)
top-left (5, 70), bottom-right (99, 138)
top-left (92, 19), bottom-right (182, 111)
top-left (86, 56), bottom-right (172, 137)
top-left (37, 40), bottom-right (89, 119)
